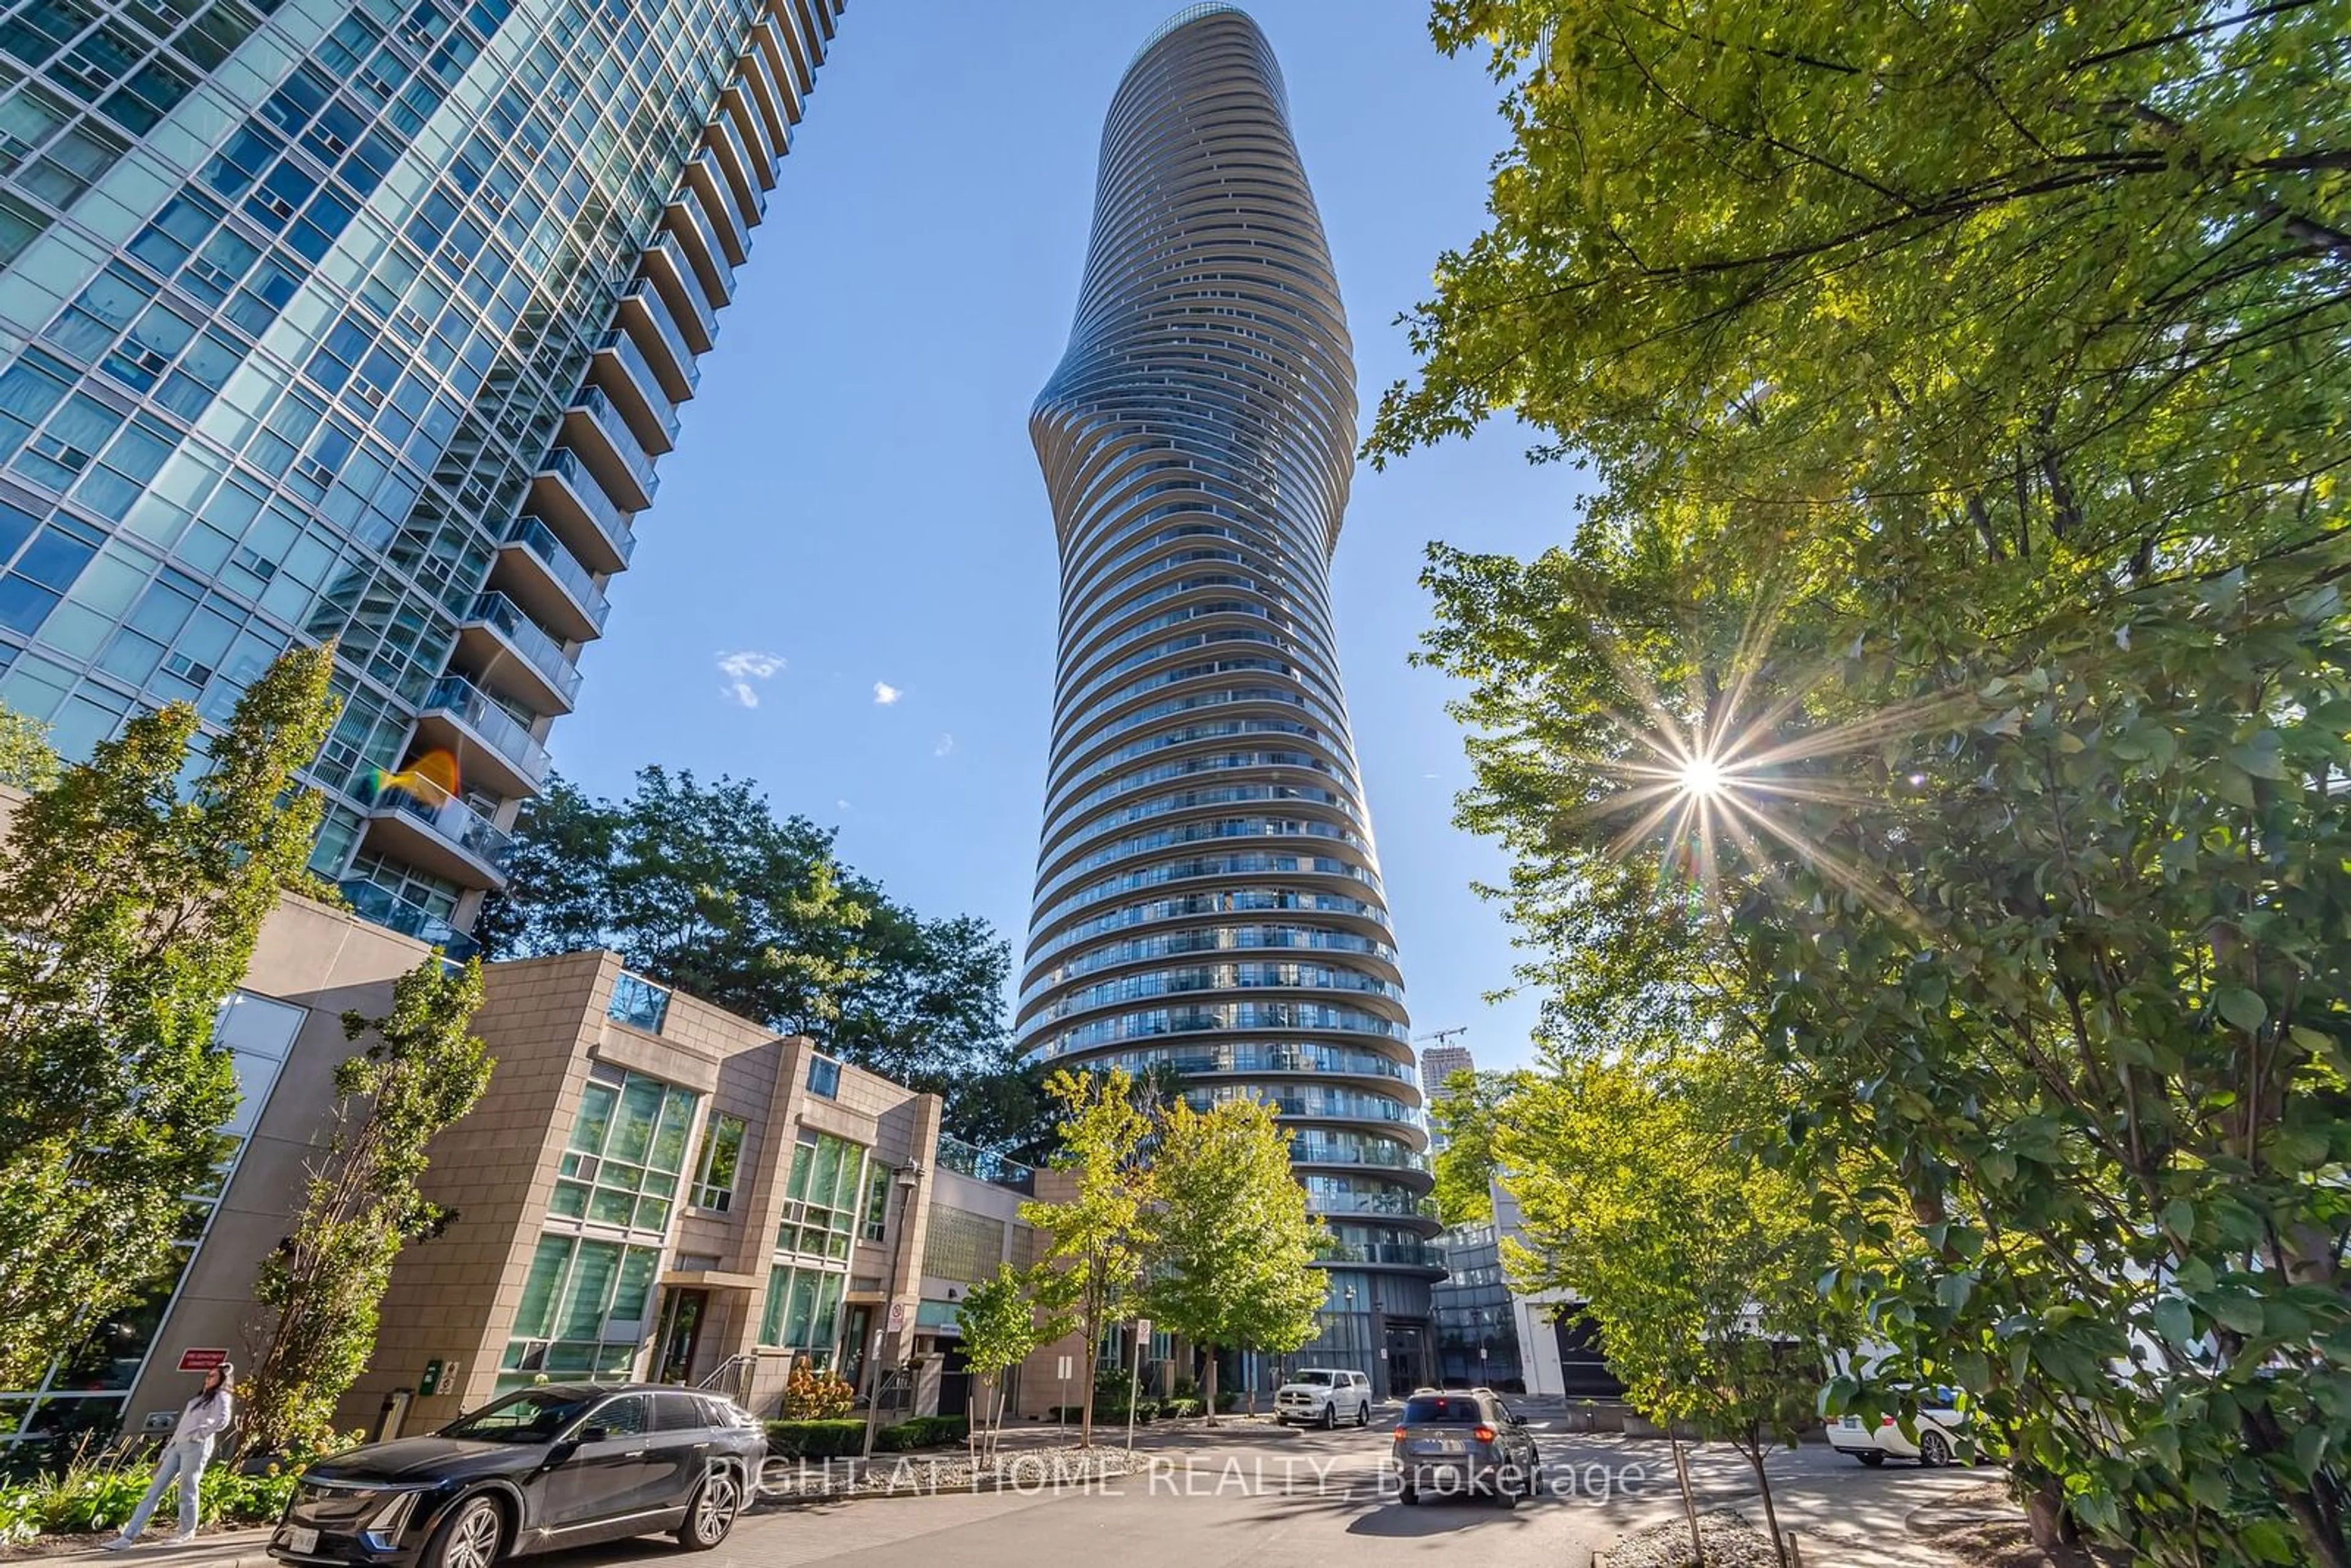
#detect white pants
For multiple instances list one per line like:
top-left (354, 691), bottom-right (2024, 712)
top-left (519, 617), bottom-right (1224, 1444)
top-left (120, 1438), bottom-right (210, 1541)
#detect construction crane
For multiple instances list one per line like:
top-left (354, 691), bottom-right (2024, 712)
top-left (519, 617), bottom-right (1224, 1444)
top-left (1415, 1026), bottom-right (1468, 1049)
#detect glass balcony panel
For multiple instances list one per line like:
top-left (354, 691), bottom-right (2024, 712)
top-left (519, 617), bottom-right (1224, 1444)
top-left (534, 447), bottom-right (639, 571)
top-left (593, 330), bottom-right (684, 450)
top-left (503, 515), bottom-right (611, 634)
top-left (468, 591), bottom-right (583, 707)
top-left (622, 282), bottom-right (702, 396)
top-left (423, 674), bottom-right (552, 787)
top-left (647, 233), bottom-right (719, 346)
top-left (367, 773), bottom-right (515, 875)
top-left (339, 877), bottom-right (482, 960)
top-left (568, 386), bottom-right (660, 506)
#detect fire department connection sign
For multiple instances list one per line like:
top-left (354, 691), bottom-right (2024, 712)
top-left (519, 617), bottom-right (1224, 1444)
top-left (177, 1348), bottom-right (230, 1372)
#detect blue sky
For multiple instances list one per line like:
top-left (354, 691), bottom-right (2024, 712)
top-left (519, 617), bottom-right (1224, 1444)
top-left (547, 1), bottom-right (1589, 1074)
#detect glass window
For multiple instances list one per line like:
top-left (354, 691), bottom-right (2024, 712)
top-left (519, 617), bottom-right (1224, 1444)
top-left (691, 1114), bottom-right (744, 1212)
top-left (805, 1054), bottom-right (839, 1097)
top-left (860, 1162), bottom-right (890, 1243)
top-left (588, 1393), bottom-right (647, 1438)
top-left (551, 1065), bottom-right (699, 1236)
top-left (758, 1263), bottom-right (846, 1361)
top-left (775, 1130), bottom-right (866, 1261)
top-left (495, 1234), bottom-right (663, 1396)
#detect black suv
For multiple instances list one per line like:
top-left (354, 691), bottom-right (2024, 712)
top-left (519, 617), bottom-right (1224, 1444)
top-left (268, 1384), bottom-right (766, 1568)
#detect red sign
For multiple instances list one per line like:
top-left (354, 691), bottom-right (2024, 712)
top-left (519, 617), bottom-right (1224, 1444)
top-left (177, 1348), bottom-right (229, 1373)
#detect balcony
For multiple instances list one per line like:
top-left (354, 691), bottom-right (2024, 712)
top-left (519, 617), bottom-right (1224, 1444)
top-left (497, 514), bottom-right (610, 642)
top-left (591, 330), bottom-right (683, 454)
top-left (618, 283), bottom-right (701, 402)
top-left (664, 184), bottom-right (737, 306)
top-left (721, 70), bottom-right (781, 181)
top-left (459, 591), bottom-right (582, 715)
top-left (684, 152), bottom-right (749, 266)
top-left (364, 774), bottom-right (514, 888)
top-left (416, 673), bottom-right (552, 797)
top-left (745, 17), bottom-right (803, 133)
top-left (1321, 1239), bottom-right (1447, 1275)
top-left (530, 448), bottom-right (637, 576)
top-left (702, 113), bottom-right (759, 228)
top-left (339, 877), bottom-right (481, 961)
top-left (562, 386), bottom-right (659, 512)
top-left (639, 233), bottom-right (719, 353)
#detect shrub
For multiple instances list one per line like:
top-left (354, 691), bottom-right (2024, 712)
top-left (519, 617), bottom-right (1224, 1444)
top-left (1163, 1398), bottom-right (1202, 1419)
top-left (0, 1444), bottom-right (312, 1544)
top-left (781, 1364), bottom-right (856, 1420)
top-left (1093, 1367), bottom-right (1136, 1406)
top-left (1215, 1390), bottom-right (1240, 1412)
top-left (763, 1419), bottom-right (866, 1460)
top-left (1171, 1376), bottom-right (1199, 1402)
top-left (876, 1415), bottom-right (970, 1452)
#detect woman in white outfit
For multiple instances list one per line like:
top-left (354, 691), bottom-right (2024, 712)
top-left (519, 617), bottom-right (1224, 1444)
top-left (105, 1364), bottom-right (234, 1550)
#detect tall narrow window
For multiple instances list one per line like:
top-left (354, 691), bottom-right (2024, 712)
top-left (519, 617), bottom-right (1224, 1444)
top-left (690, 1112), bottom-right (744, 1212)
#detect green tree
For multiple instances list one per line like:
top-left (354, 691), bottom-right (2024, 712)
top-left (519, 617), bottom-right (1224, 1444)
top-left (0, 645), bottom-right (339, 1387)
top-left (954, 1263), bottom-right (1064, 1461)
top-left (1018, 1067), bottom-right (1154, 1449)
top-left (1142, 1097), bottom-right (1326, 1425)
top-left (1501, 1051), bottom-right (1854, 1566)
top-left (0, 703), bottom-right (56, 791)
top-left (239, 956), bottom-right (493, 1455)
top-left (1428, 1070), bottom-right (1527, 1225)
top-left (478, 768), bottom-right (1047, 1150)
top-left (1375, 3), bottom-right (2349, 1562)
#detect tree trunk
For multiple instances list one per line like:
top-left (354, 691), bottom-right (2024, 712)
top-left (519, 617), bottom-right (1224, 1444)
top-left (1669, 1435), bottom-right (1704, 1566)
top-left (1746, 1443), bottom-right (1789, 1568)
top-left (1078, 1306), bottom-right (1097, 1450)
top-left (1202, 1345), bottom-right (1218, 1427)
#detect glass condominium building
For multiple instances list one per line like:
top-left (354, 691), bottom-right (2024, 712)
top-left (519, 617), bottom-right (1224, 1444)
top-left (0, 0), bottom-right (844, 950)
top-left (1019, 3), bottom-right (1442, 1387)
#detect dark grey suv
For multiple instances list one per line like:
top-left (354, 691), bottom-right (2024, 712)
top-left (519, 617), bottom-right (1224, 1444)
top-left (268, 1385), bottom-right (765, 1568)
top-left (1389, 1389), bottom-right (1542, 1506)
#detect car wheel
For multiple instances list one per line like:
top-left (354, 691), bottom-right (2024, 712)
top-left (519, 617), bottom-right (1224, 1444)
top-left (1319, 1403), bottom-right (1337, 1430)
top-left (1919, 1430), bottom-right (1952, 1468)
top-left (1856, 1451), bottom-right (1885, 1468)
top-left (1399, 1483), bottom-right (1419, 1506)
top-left (423, 1496), bottom-right (504, 1568)
top-left (675, 1466), bottom-right (742, 1551)
top-left (1492, 1472), bottom-right (1518, 1510)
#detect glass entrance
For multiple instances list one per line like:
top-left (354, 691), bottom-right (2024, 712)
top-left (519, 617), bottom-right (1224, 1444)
top-left (654, 1288), bottom-right (708, 1385)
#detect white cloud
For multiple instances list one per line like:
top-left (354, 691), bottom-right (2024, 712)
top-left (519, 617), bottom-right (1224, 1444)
top-left (835, 798), bottom-right (852, 811)
top-left (872, 681), bottom-right (902, 706)
top-left (716, 650), bottom-right (785, 708)
top-left (933, 733), bottom-right (954, 757)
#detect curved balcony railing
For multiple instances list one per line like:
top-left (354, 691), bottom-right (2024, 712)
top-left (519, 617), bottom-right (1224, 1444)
top-left (422, 674), bottom-right (551, 785)
top-left (504, 516), bottom-right (611, 631)
top-left (1320, 1239), bottom-right (1447, 1272)
top-left (468, 591), bottom-right (582, 706)
top-left (367, 774), bottom-right (514, 873)
top-left (1289, 1136), bottom-right (1431, 1175)
top-left (539, 448), bottom-right (639, 565)
top-left (571, 386), bottom-right (661, 503)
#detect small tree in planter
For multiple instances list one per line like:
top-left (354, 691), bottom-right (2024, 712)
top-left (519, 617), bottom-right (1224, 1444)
top-left (955, 1264), bottom-right (1063, 1465)
top-left (782, 1364), bottom-right (856, 1420)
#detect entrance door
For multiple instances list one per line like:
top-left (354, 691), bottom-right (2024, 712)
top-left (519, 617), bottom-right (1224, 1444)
top-left (653, 1288), bottom-right (708, 1386)
top-left (840, 1304), bottom-right (874, 1393)
top-left (1384, 1322), bottom-right (1431, 1397)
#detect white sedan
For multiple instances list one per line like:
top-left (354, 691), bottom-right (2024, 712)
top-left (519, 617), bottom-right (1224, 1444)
top-left (1826, 1386), bottom-right (1968, 1467)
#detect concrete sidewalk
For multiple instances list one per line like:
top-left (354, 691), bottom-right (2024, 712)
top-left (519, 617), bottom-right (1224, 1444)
top-left (14, 1531), bottom-right (275, 1568)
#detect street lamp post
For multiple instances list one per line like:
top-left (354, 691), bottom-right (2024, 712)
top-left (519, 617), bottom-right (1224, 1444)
top-left (860, 1162), bottom-right (924, 1461)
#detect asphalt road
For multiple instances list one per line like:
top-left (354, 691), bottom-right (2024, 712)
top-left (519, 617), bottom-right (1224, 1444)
top-left (664, 1415), bottom-right (1987, 1567)
top-left (103, 1413), bottom-right (2001, 1568)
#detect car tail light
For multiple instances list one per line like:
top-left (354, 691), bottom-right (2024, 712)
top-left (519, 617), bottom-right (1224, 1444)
top-left (1473, 1425), bottom-right (1497, 1444)
top-left (1393, 1427), bottom-right (1408, 1439)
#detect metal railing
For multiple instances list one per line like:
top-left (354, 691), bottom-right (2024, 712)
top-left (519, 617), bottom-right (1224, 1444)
top-left (369, 774), bottom-right (515, 873)
top-left (504, 515), bottom-right (611, 631)
top-left (934, 1135), bottom-right (1036, 1195)
top-left (339, 877), bottom-right (481, 960)
top-left (597, 329), bottom-right (687, 440)
top-left (468, 591), bottom-right (583, 705)
top-left (422, 675), bottom-right (552, 784)
top-left (539, 447), bottom-right (639, 564)
top-left (571, 386), bottom-right (661, 500)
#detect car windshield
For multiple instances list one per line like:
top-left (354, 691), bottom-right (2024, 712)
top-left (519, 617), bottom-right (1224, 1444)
top-left (1401, 1397), bottom-right (1484, 1425)
top-left (440, 1389), bottom-right (598, 1442)
top-left (1293, 1372), bottom-right (1332, 1386)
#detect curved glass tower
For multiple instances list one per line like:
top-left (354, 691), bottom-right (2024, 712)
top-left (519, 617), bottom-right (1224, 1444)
top-left (1019, 2), bottom-right (1441, 1387)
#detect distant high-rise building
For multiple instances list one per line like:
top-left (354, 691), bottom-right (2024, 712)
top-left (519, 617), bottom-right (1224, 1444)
top-left (0, 0), bottom-right (846, 950)
top-left (1421, 1042), bottom-right (1475, 1099)
top-left (1018, 2), bottom-right (1440, 1390)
